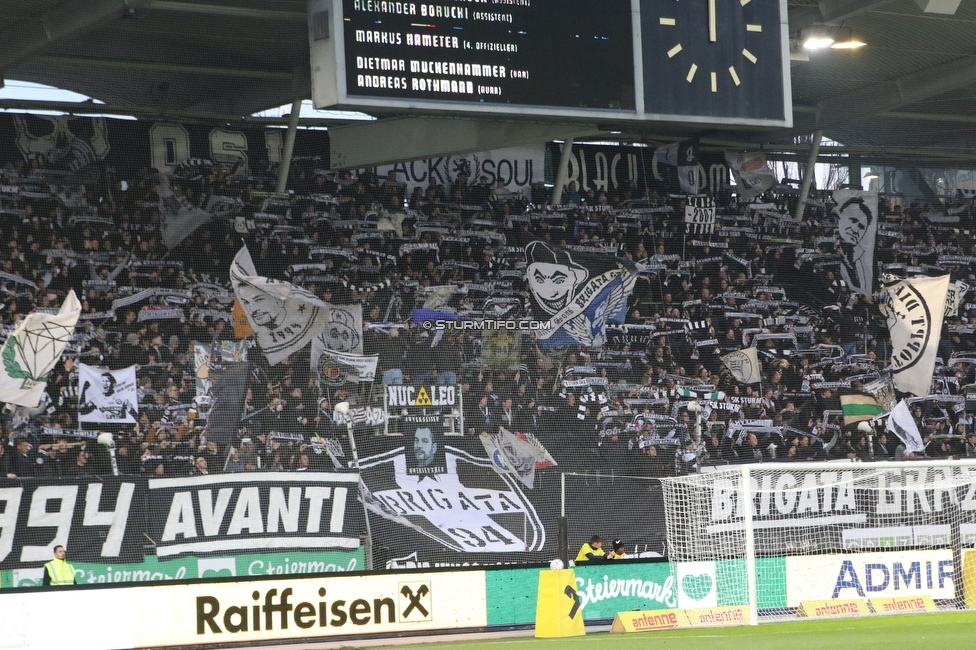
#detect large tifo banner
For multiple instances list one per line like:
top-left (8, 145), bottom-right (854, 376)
top-left (357, 434), bottom-right (668, 570)
top-left (0, 113), bottom-right (329, 180)
top-left (0, 473), bottom-right (365, 574)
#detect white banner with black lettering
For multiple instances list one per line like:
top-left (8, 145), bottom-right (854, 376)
top-left (78, 363), bottom-right (139, 423)
top-left (880, 274), bottom-right (949, 397)
top-left (147, 473), bottom-right (363, 558)
top-left (311, 340), bottom-right (378, 385)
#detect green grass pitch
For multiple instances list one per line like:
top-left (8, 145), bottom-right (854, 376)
top-left (386, 611), bottom-right (976, 650)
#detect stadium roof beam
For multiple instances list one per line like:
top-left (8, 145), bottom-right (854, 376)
top-left (0, 97), bottom-right (357, 127)
top-left (328, 116), bottom-right (601, 169)
top-left (0, 0), bottom-right (151, 72)
top-left (811, 55), bottom-right (976, 131)
top-left (36, 55), bottom-right (292, 80)
top-left (818, 0), bottom-right (899, 23)
top-left (150, 1), bottom-right (307, 21)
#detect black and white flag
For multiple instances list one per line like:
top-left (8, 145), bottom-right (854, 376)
top-left (879, 274), bottom-right (949, 397)
top-left (886, 400), bottom-right (925, 454)
top-left (722, 348), bottom-right (761, 384)
top-left (78, 364), bottom-right (138, 423)
top-left (725, 151), bottom-right (776, 200)
top-left (833, 189), bottom-right (878, 296)
top-left (157, 175), bottom-right (212, 249)
top-left (230, 247), bottom-right (330, 366)
top-left (479, 427), bottom-right (556, 490)
top-left (318, 303), bottom-right (363, 355)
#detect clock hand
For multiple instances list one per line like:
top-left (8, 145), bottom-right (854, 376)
top-left (708, 0), bottom-right (717, 42)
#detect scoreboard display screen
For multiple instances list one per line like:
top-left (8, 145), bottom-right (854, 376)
top-left (340, 0), bottom-right (635, 113)
top-left (310, 0), bottom-right (792, 126)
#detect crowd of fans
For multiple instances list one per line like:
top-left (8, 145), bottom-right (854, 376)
top-left (3, 131), bottom-right (976, 482)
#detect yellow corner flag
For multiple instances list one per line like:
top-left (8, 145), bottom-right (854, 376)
top-left (535, 569), bottom-right (586, 638)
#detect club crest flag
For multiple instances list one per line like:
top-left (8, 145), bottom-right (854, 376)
top-left (525, 241), bottom-right (638, 349)
top-left (833, 188), bottom-right (878, 296)
top-left (840, 394), bottom-right (884, 426)
top-left (479, 427), bottom-right (556, 490)
top-left (230, 246), bottom-right (329, 365)
top-left (886, 400), bottom-right (926, 454)
top-left (78, 364), bottom-right (138, 423)
top-left (880, 274), bottom-right (949, 397)
top-left (0, 290), bottom-right (80, 407)
top-left (311, 337), bottom-right (378, 385)
top-left (722, 348), bottom-right (761, 384)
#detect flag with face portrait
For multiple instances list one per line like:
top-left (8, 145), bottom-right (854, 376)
top-left (525, 241), bottom-right (638, 349)
top-left (833, 189), bottom-right (878, 296)
top-left (879, 274), bottom-right (950, 398)
top-left (78, 364), bottom-right (138, 423)
top-left (230, 247), bottom-right (330, 366)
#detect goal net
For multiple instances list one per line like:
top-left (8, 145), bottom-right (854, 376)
top-left (660, 461), bottom-right (976, 623)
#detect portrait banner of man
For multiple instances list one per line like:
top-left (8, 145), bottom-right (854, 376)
top-left (401, 416), bottom-right (447, 476)
top-left (78, 363), bottom-right (139, 424)
top-left (230, 247), bottom-right (330, 365)
top-left (525, 241), bottom-right (639, 349)
top-left (832, 188), bottom-right (879, 297)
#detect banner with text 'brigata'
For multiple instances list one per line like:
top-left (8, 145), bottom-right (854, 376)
top-left (355, 434), bottom-right (669, 570)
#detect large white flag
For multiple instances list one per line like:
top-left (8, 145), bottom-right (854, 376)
top-left (479, 427), bottom-right (556, 490)
top-left (725, 151), bottom-right (776, 201)
top-left (880, 274), bottom-right (950, 397)
top-left (833, 189), bottom-right (879, 296)
top-left (722, 348), bottom-right (761, 384)
top-left (157, 175), bottom-right (213, 249)
top-left (230, 247), bottom-right (330, 366)
top-left (886, 400), bottom-right (925, 454)
top-left (0, 290), bottom-right (80, 407)
top-left (78, 364), bottom-right (138, 423)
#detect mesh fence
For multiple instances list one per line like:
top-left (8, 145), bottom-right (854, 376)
top-left (1, 113), bottom-right (976, 595)
top-left (662, 463), bottom-right (976, 621)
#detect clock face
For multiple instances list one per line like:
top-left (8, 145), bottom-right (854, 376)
top-left (640, 0), bottom-right (788, 123)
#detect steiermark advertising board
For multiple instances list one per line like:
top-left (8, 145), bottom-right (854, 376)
top-left (485, 558), bottom-right (787, 624)
top-left (0, 549), bottom-right (363, 589)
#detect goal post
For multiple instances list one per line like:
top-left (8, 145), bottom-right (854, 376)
top-left (661, 460), bottom-right (976, 623)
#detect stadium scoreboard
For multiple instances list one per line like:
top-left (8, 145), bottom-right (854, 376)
top-left (309, 0), bottom-right (792, 127)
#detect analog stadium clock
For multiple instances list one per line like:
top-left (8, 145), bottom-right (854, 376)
top-left (640, 0), bottom-right (791, 125)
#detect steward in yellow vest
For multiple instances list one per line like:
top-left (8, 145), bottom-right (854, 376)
top-left (43, 546), bottom-right (76, 586)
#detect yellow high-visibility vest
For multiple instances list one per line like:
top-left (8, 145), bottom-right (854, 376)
top-left (44, 558), bottom-right (76, 586)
